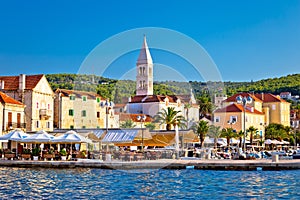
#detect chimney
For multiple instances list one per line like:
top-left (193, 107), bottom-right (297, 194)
top-left (0, 80), bottom-right (4, 89)
top-left (261, 92), bottom-right (264, 101)
top-left (19, 74), bottom-right (26, 90)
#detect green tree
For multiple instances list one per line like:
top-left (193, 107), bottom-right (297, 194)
top-left (207, 125), bottom-right (221, 149)
top-left (120, 119), bottom-right (135, 128)
top-left (221, 128), bottom-right (236, 148)
top-left (154, 107), bottom-right (186, 130)
top-left (265, 123), bottom-right (289, 141)
top-left (198, 96), bottom-right (214, 117)
top-left (247, 126), bottom-right (258, 145)
top-left (192, 120), bottom-right (209, 148)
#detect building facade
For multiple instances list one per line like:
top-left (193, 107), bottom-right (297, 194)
top-left (0, 92), bottom-right (26, 136)
top-left (0, 74), bottom-right (54, 132)
top-left (54, 89), bottom-right (117, 129)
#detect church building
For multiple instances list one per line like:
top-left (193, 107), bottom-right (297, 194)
top-left (127, 36), bottom-right (199, 129)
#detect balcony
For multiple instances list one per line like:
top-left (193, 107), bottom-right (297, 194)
top-left (39, 109), bottom-right (52, 120)
top-left (5, 122), bottom-right (26, 130)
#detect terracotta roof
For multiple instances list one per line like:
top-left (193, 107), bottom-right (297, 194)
top-left (119, 113), bottom-right (152, 122)
top-left (113, 103), bottom-right (127, 108)
top-left (254, 93), bottom-right (287, 103)
top-left (214, 103), bottom-right (264, 115)
top-left (0, 74), bottom-right (44, 90)
top-left (55, 89), bottom-right (102, 100)
top-left (130, 95), bottom-right (180, 103)
top-left (223, 92), bottom-right (262, 103)
top-left (0, 92), bottom-right (24, 106)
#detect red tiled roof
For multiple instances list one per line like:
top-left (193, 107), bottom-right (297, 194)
top-left (130, 95), bottom-right (179, 103)
top-left (254, 93), bottom-right (287, 103)
top-left (113, 103), bottom-right (126, 108)
top-left (55, 89), bottom-right (102, 100)
top-left (0, 74), bottom-right (44, 90)
top-left (223, 92), bottom-right (262, 103)
top-left (214, 103), bottom-right (264, 115)
top-left (119, 113), bottom-right (152, 122)
top-left (0, 92), bottom-right (24, 106)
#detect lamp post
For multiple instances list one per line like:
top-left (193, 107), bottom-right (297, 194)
top-left (292, 122), bottom-right (299, 150)
top-left (100, 99), bottom-right (113, 152)
top-left (137, 115), bottom-right (147, 152)
top-left (236, 95), bottom-right (252, 152)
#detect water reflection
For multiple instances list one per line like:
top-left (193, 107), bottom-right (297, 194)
top-left (0, 167), bottom-right (299, 199)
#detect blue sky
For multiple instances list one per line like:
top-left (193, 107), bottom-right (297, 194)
top-left (0, 0), bottom-right (299, 82)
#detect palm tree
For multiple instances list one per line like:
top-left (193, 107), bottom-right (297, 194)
top-left (120, 119), bottom-right (135, 128)
top-left (192, 120), bottom-right (209, 148)
top-left (236, 130), bottom-right (244, 148)
top-left (154, 107), bottom-right (186, 130)
top-left (198, 96), bottom-right (214, 118)
top-left (221, 128), bottom-right (236, 148)
top-left (207, 125), bottom-right (221, 149)
top-left (247, 126), bottom-right (258, 145)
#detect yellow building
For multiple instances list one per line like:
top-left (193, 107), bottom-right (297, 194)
top-left (214, 92), bottom-right (291, 140)
top-left (214, 103), bottom-right (265, 140)
top-left (54, 89), bottom-right (117, 129)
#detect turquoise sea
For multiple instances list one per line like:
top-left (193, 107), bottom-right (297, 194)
top-left (0, 167), bottom-right (299, 199)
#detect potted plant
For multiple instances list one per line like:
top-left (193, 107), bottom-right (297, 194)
top-left (44, 147), bottom-right (55, 161)
top-left (60, 148), bottom-right (67, 161)
top-left (4, 150), bottom-right (15, 160)
top-left (32, 147), bottom-right (41, 161)
top-left (21, 149), bottom-right (32, 160)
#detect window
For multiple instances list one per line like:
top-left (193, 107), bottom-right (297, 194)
top-left (46, 122), bottom-right (50, 128)
top-left (230, 116), bottom-right (237, 123)
top-left (97, 111), bottom-right (100, 118)
top-left (96, 97), bottom-right (100, 103)
top-left (215, 116), bottom-right (220, 123)
top-left (36, 121), bottom-right (39, 128)
top-left (70, 95), bottom-right (75, 100)
top-left (272, 104), bottom-right (276, 110)
top-left (48, 104), bottom-right (50, 109)
top-left (82, 126), bottom-right (86, 129)
top-left (82, 96), bottom-right (87, 101)
top-left (36, 102), bottom-right (39, 109)
top-left (82, 110), bottom-right (86, 117)
top-left (69, 109), bottom-right (74, 116)
top-left (70, 125), bottom-right (74, 129)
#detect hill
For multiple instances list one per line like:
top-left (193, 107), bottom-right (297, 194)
top-left (46, 73), bottom-right (300, 103)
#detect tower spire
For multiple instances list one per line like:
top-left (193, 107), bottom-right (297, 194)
top-left (136, 36), bottom-right (153, 96)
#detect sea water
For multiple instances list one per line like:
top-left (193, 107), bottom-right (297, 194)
top-left (0, 167), bottom-right (299, 199)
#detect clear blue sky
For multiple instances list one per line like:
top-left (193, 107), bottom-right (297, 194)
top-left (0, 0), bottom-right (299, 82)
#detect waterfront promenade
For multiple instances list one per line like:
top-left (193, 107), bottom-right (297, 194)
top-left (1, 158), bottom-right (300, 170)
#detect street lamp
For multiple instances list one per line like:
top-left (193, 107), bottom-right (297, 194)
top-left (137, 115), bottom-right (147, 152)
top-left (100, 99), bottom-right (113, 151)
top-left (236, 95), bottom-right (252, 152)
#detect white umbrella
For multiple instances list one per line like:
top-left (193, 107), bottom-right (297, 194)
top-left (0, 129), bottom-right (29, 141)
top-left (52, 130), bottom-right (92, 143)
top-left (0, 129), bottom-right (30, 156)
top-left (22, 130), bottom-right (55, 143)
top-left (52, 130), bottom-right (92, 158)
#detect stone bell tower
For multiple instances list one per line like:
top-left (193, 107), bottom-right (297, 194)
top-left (136, 36), bottom-right (153, 96)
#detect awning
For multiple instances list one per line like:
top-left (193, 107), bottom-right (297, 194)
top-left (102, 129), bottom-right (140, 143)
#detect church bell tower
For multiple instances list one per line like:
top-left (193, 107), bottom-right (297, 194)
top-left (136, 36), bottom-right (153, 96)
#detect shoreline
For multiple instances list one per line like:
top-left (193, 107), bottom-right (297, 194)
top-left (1, 159), bottom-right (300, 171)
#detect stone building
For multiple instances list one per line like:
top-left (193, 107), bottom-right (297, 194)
top-left (54, 89), bottom-right (117, 129)
top-left (0, 92), bottom-right (26, 136)
top-left (0, 74), bottom-right (54, 132)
